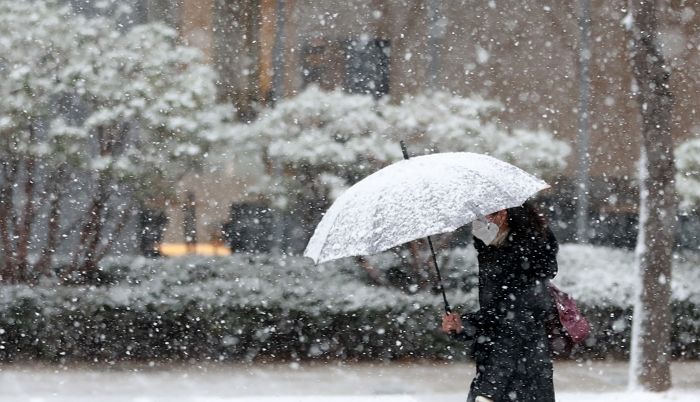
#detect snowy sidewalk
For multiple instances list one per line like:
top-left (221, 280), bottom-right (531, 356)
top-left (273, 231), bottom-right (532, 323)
top-left (1, 360), bottom-right (698, 401)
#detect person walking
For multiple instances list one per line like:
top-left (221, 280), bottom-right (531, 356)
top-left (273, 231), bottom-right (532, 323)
top-left (442, 201), bottom-right (558, 402)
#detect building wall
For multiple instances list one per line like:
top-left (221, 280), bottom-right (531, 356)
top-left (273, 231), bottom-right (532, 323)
top-left (169, 0), bottom-right (700, 245)
top-left (180, 0), bottom-right (213, 58)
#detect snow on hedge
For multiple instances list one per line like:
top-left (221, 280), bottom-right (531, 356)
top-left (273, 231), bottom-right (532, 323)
top-left (0, 254), bottom-right (473, 316)
top-left (0, 245), bottom-right (698, 361)
top-left (437, 244), bottom-right (700, 308)
top-left (1, 244), bottom-right (698, 321)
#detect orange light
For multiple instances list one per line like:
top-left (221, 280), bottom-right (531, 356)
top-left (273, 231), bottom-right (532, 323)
top-left (158, 243), bottom-right (231, 257)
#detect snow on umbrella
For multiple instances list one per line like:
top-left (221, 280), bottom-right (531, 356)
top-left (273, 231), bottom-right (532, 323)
top-left (304, 147), bottom-right (549, 311)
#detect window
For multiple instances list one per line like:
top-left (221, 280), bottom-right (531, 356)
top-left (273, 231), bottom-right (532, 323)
top-left (302, 37), bottom-right (390, 98)
top-left (344, 38), bottom-right (390, 98)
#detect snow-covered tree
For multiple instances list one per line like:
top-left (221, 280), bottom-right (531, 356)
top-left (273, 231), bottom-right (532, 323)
top-left (627, 0), bottom-right (677, 392)
top-left (0, 0), bottom-right (233, 283)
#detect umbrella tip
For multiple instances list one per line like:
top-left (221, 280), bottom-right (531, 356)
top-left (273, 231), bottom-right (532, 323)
top-left (399, 140), bottom-right (410, 160)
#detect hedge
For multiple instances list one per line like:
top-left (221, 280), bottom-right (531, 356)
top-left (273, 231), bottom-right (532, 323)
top-left (0, 245), bottom-right (698, 363)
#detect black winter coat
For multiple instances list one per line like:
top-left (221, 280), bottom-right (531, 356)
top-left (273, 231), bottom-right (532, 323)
top-left (461, 226), bottom-right (558, 402)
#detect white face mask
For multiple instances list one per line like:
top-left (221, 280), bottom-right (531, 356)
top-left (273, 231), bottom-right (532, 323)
top-left (472, 218), bottom-right (500, 245)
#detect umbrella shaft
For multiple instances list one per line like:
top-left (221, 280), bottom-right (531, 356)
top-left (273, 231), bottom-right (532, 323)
top-left (400, 141), bottom-right (451, 314)
top-left (427, 236), bottom-right (451, 313)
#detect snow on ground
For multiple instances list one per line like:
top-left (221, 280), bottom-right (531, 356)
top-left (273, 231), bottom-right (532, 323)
top-left (182, 394), bottom-right (699, 402)
top-left (0, 393), bottom-right (697, 402)
top-left (0, 361), bottom-right (698, 402)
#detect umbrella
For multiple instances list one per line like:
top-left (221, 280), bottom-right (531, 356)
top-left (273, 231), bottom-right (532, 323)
top-left (304, 143), bottom-right (549, 312)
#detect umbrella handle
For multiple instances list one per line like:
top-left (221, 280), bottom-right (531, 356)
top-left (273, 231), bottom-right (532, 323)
top-left (400, 141), bottom-right (452, 314)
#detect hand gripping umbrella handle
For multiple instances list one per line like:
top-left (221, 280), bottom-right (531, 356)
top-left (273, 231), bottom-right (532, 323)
top-left (400, 141), bottom-right (452, 314)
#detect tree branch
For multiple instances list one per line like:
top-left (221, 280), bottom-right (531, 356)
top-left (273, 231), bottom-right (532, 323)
top-left (94, 203), bottom-right (132, 264)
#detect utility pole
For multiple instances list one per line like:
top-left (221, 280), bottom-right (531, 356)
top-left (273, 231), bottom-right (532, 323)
top-left (272, 0), bottom-right (287, 102)
top-left (576, 0), bottom-right (591, 243)
top-left (426, 0), bottom-right (444, 89)
top-left (271, 0), bottom-right (288, 252)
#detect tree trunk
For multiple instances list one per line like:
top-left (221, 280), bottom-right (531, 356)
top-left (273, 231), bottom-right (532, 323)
top-left (74, 125), bottom-right (117, 281)
top-left (0, 160), bottom-right (18, 283)
top-left (77, 179), bottom-right (109, 280)
top-left (354, 256), bottom-right (387, 287)
top-left (628, 0), bottom-right (676, 392)
top-left (15, 125), bottom-right (39, 282)
top-left (407, 239), bottom-right (425, 288)
top-left (35, 168), bottom-right (65, 279)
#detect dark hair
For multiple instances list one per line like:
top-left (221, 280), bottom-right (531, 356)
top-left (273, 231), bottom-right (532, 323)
top-left (506, 200), bottom-right (548, 237)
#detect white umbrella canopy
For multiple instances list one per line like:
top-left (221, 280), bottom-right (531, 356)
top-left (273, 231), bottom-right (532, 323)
top-left (304, 152), bottom-right (549, 264)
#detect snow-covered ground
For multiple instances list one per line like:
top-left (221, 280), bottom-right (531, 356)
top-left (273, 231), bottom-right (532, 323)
top-left (1, 361), bottom-right (698, 402)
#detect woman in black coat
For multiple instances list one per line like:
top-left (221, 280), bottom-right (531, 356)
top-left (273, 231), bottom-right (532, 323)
top-left (442, 201), bottom-right (558, 402)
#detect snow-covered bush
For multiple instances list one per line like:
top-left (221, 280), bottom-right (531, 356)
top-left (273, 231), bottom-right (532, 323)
top-left (675, 138), bottom-right (700, 210)
top-left (0, 245), bottom-right (698, 362)
top-left (235, 86), bottom-right (398, 237)
top-left (0, 0), bottom-right (233, 282)
top-left (382, 92), bottom-right (571, 178)
top-left (233, 87), bottom-right (570, 244)
top-left (236, 89), bottom-right (569, 207)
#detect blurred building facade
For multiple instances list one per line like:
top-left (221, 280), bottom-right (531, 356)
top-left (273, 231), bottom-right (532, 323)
top-left (117, 0), bottom-right (700, 249)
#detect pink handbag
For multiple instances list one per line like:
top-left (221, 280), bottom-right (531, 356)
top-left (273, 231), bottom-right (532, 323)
top-left (547, 282), bottom-right (591, 348)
